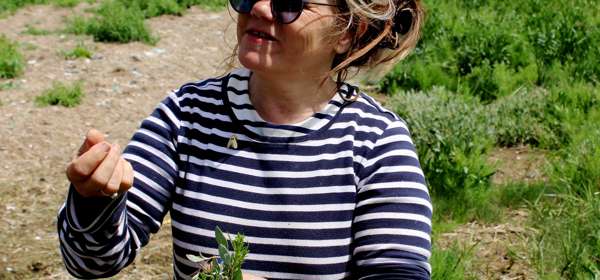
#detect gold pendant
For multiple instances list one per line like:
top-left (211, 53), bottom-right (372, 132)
top-left (227, 134), bottom-right (238, 149)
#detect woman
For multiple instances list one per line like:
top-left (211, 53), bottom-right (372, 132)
top-left (58, 0), bottom-right (431, 279)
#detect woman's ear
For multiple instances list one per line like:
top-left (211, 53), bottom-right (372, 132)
top-left (334, 20), bottom-right (368, 54)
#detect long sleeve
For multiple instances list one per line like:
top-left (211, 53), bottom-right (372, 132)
top-left (352, 119), bottom-right (432, 279)
top-left (57, 91), bottom-right (182, 278)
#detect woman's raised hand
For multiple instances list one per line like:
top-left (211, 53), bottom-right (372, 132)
top-left (66, 129), bottom-right (134, 198)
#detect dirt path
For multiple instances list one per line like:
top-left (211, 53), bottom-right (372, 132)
top-left (0, 4), bottom-right (233, 279)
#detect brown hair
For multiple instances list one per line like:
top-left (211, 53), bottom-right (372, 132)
top-left (331, 0), bottom-right (425, 83)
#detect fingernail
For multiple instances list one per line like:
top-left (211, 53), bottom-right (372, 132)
top-left (100, 142), bottom-right (111, 151)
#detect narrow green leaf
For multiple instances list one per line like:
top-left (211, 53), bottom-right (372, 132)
top-left (215, 226), bottom-right (227, 248)
top-left (186, 254), bottom-right (208, 263)
top-left (218, 244), bottom-right (231, 266)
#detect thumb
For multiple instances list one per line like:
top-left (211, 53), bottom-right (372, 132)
top-left (77, 128), bottom-right (106, 156)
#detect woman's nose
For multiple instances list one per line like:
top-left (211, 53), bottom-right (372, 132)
top-left (250, 0), bottom-right (274, 22)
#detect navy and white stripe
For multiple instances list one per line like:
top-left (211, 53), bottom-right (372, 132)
top-left (58, 68), bottom-right (432, 279)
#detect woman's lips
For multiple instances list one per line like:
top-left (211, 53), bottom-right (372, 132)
top-left (246, 29), bottom-right (276, 41)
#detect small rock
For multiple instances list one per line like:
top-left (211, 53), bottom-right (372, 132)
top-left (131, 55), bottom-right (142, 62)
top-left (29, 261), bottom-right (45, 272)
top-left (131, 68), bottom-right (143, 77)
top-left (112, 67), bottom-right (126, 73)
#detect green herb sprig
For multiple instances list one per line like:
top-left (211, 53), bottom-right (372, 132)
top-left (187, 226), bottom-right (249, 280)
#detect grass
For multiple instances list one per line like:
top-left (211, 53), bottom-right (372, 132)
top-left (62, 42), bottom-right (92, 59)
top-left (380, 0), bottom-right (599, 102)
top-left (0, 81), bottom-right (18, 91)
top-left (0, 0), bottom-right (92, 15)
top-left (35, 81), bottom-right (84, 107)
top-left (22, 24), bottom-right (52, 35)
top-left (431, 242), bottom-right (475, 280)
top-left (0, 35), bottom-right (24, 79)
top-left (65, 0), bottom-right (157, 44)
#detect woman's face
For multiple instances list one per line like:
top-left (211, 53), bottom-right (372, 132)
top-left (236, 0), bottom-right (348, 77)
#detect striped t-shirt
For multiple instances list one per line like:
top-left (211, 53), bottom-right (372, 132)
top-left (58, 68), bottom-right (432, 280)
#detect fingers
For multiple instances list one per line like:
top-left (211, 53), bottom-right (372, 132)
top-left (67, 129), bottom-right (136, 198)
top-left (89, 143), bottom-right (121, 192)
top-left (120, 159), bottom-right (134, 192)
top-left (77, 129), bottom-right (106, 157)
top-left (104, 155), bottom-right (124, 195)
top-left (69, 143), bottom-right (130, 198)
top-left (67, 142), bottom-right (111, 184)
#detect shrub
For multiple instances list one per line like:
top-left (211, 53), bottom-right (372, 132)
top-left (379, 0), bottom-right (599, 102)
top-left (52, 0), bottom-right (83, 7)
top-left (488, 88), bottom-right (561, 148)
top-left (177, 0), bottom-right (227, 11)
top-left (122, 0), bottom-right (183, 18)
top-left (35, 81), bottom-right (84, 107)
top-left (389, 88), bottom-right (495, 220)
top-left (0, 35), bottom-right (24, 79)
top-left (64, 15), bottom-right (89, 35)
top-left (63, 42), bottom-right (92, 59)
top-left (84, 0), bottom-right (156, 44)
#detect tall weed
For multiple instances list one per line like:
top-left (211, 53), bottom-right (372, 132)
top-left (0, 35), bottom-right (24, 79)
top-left (431, 243), bottom-right (475, 280)
top-left (531, 108), bottom-right (600, 278)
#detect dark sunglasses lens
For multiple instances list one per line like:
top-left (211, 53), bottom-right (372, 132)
top-left (272, 0), bottom-right (303, 23)
top-left (230, 0), bottom-right (255, 13)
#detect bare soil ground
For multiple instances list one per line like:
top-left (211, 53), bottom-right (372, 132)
top-left (0, 4), bottom-right (545, 279)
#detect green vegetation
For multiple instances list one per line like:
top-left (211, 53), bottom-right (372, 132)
top-left (65, 0), bottom-right (156, 44)
top-left (0, 35), bottom-right (24, 79)
top-left (63, 42), bottom-right (92, 59)
top-left (187, 227), bottom-right (249, 280)
top-left (62, 0), bottom-right (228, 43)
top-left (389, 89), bottom-right (496, 222)
top-left (0, 81), bottom-right (18, 91)
top-left (529, 108), bottom-right (600, 278)
top-left (119, 0), bottom-right (184, 18)
top-left (431, 243), bottom-right (475, 280)
top-left (9, 0), bottom-right (227, 44)
top-left (0, 0), bottom-right (91, 15)
top-left (383, 0), bottom-right (600, 277)
top-left (380, 0), bottom-right (599, 102)
top-left (22, 24), bottom-right (52, 35)
top-left (35, 81), bottom-right (84, 107)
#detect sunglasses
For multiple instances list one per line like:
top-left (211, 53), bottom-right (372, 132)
top-left (230, 0), bottom-right (339, 24)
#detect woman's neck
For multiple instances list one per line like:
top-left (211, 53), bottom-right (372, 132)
top-left (248, 71), bottom-right (338, 125)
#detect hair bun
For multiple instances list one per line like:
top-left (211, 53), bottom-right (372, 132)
top-left (393, 8), bottom-right (413, 35)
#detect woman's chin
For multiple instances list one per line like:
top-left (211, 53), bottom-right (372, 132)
top-left (238, 53), bottom-right (275, 72)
